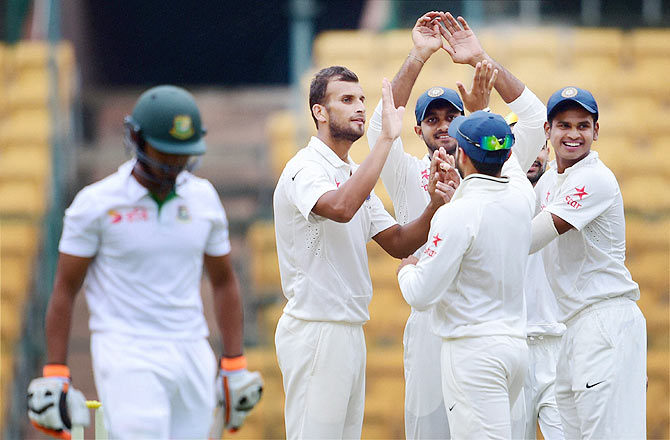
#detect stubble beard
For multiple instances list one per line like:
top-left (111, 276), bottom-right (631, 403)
top-left (527, 161), bottom-right (547, 185)
top-left (329, 119), bottom-right (364, 143)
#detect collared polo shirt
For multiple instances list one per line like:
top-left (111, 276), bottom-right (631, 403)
top-left (398, 152), bottom-right (535, 339)
top-left (534, 151), bottom-right (639, 322)
top-left (59, 160), bottom-right (231, 338)
top-left (273, 136), bottom-right (397, 323)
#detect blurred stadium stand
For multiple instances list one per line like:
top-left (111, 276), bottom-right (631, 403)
top-left (2, 0), bottom-right (669, 438)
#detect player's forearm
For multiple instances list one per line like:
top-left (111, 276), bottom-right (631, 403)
top-left (45, 287), bottom-right (76, 365)
top-left (213, 282), bottom-right (244, 357)
top-left (329, 135), bottom-right (395, 220)
top-left (391, 48), bottom-right (426, 107)
top-left (387, 201), bottom-right (439, 257)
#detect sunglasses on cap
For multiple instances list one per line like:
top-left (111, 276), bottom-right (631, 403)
top-left (457, 129), bottom-right (515, 151)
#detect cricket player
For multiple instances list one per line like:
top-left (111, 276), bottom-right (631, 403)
top-left (529, 86), bottom-right (646, 438)
top-left (27, 85), bottom-right (262, 438)
top-left (273, 68), bottom-right (454, 439)
top-left (367, 11), bottom-right (546, 438)
top-left (397, 108), bottom-right (544, 439)
top-left (508, 124), bottom-right (566, 439)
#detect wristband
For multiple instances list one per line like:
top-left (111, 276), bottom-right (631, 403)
top-left (43, 364), bottom-right (70, 378)
top-left (407, 54), bottom-right (425, 65)
top-left (221, 355), bottom-right (247, 371)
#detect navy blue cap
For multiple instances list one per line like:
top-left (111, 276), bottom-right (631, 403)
top-left (414, 87), bottom-right (464, 124)
top-left (448, 111), bottom-right (514, 164)
top-left (547, 86), bottom-right (598, 122)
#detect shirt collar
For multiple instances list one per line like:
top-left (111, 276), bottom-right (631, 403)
top-left (451, 173), bottom-right (509, 202)
top-left (121, 159), bottom-right (188, 203)
top-left (309, 136), bottom-right (352, 169)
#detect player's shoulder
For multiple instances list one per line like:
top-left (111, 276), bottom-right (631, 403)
top-left (568, 152), bottom-right (619, 189)
top-left (72, 161), bottom-right (135, 205)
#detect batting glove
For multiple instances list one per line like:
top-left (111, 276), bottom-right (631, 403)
top-left (27, 364), bottom-right (89, 440)
top-left (211, 356), bottom-right (263, 435)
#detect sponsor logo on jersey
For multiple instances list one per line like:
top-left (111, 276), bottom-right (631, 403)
top-left (565, 186), bottom-right (588, 209)
top-left (573, 186), bottom-right (588, 200)
top-left (169, 115), bottom-right (194, 140)
top-left (421, 168), bottom-right (430, 192)
top-left (108, 209), bottom-right (123, 224)
top-left (108, 207), bottom-right (149, 224)
top-left (423, 233), bottom-right (442, 257)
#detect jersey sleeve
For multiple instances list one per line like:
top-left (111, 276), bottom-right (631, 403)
top-left (367, 99), bottom-right (410, 198)
top-left (288, 161), bottom-right (338, 220)
top-left (367, 191), bottom-right (398, 240)
top-left (505, 87), bottom-right (547, 174)
top-left (398, 203), bottom-right (473, 310)
top-left (544, 169), bottom-right (616, 231)
top-left (58, 188), bottom-right (102, 257)
top-left (204, 185), bottom-right (232, 256)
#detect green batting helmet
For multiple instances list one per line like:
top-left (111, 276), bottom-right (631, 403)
top-left (128, 85), bottom-right (207, 155)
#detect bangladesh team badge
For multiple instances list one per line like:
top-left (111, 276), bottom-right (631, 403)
top-left (169, 115), bottom-right (195, 140)
top-left (177, 205), bottom-right (191, 222)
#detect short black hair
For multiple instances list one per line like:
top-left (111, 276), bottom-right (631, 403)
top-left (309, 66), bottom-right (359, 129)
top-left (469, 155), bottom-right (505, 176)
top-left (548, 100), bottom-right (598, 125)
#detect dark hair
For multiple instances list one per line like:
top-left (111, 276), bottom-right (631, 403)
top-left (548, 101), bottom-right (598, 125)
top-left (309, 66), bottom-right (359, 129)
top-left (469, 155), bottom-right (505, 176)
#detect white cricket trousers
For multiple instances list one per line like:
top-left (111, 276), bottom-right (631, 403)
top-left (441, 335), bottom-right (528, 440)
top-left (275, 313), bottom-right (366, 440)
top-left (403, 309), bottom-right (450, 439)
top-left (555, 297), bottom-right (646, 439)
top-left (91, 332), bottom-right (217, 439)
top-left (511, 335), bottom-right (564, 440)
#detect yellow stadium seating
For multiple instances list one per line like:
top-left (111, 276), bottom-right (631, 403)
top-left (0, 220), bottom-right (39, 257)
top-left (629, 28), bottom-right (670, 60)
top-left (625, 217), bottom-right (670, 257)
top-left (0, 180), bottom-right (47, 217)
top-left (571, 28), bottom-right (624, 71)
top-left (620, 176), bottom-right (670, 213)
top-left (0, 145), bottom-right (51, 184)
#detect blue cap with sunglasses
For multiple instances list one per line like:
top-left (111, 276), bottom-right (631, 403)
top-left (448, 111), bottom-right (515, 164)
top-left (415, 87), bottom-right (464, 124)
top-left (546, 86), bottom-right (598, 122)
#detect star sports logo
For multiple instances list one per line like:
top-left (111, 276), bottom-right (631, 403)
top-left (421, 168), bottom-right (430, 192)
top-left (423, 233), bottom-right (442, 257)
top-left (565, 186), bottom-right (587, 209)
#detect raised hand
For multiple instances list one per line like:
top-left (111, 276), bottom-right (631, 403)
top-left (428, 148), bottom-right (460, 205)
top-left (380, 77), bottom-right (405, 141)
top-left (411, 12), bottom-right (445, 61)
top-left (456, 60), bottom-right (498, 113)
top-left (437, 12), bottom-right (485, 66)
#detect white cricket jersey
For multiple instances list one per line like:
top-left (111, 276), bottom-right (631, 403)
top-left (59, 160), bottom-right (231, 339)
top-left (398, 151), bottom-right (536, 339)
top-left (534, 151), bottom-right (639, 322)
top-left (273, 137), bottom-right (397, 323)
top-left (524, 252), bottom-right (566, 336)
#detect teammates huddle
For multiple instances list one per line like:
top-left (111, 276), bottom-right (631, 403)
top-left (27, 10), bottom-right (645, 440)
